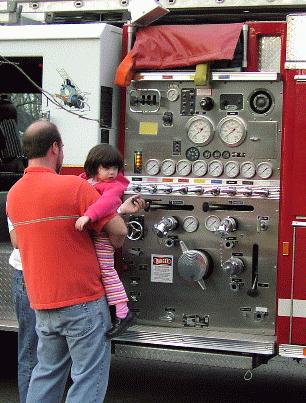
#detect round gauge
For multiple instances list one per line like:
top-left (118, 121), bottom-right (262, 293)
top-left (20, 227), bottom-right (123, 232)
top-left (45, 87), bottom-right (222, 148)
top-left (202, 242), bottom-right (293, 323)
top-left (145, 159), bottom-right (160, 176)
top-left (192, 160), bottom-right (208, 177)
top-left (257, 162), bottom-right (273, 179)
top-left (183, 216), bottom-right (199, 233)
top-left (203, 150), bottom-right (211, 159)
top-left (224, 161), bottom-right (240, 178)
top-left (240, 161), bottom-right (256, 179)
top-left (217, 116), bottom-right (246, 147)
top-left (208, 160), bottom-right (223, 177)
top-left (186, 147), bottom-right (200, 161)
top-left (186, 116), bottom-right (214, 145)
top-left (222, 150), bottom-right (231, 159)
top-left (176, 159), bottom-right (192, 176)
top-left (161, 159), bottom-right (176, 176)
top-left (205, 215), bottom-right (221, 232)
top-left (167, 86), bottom-right (180, 102)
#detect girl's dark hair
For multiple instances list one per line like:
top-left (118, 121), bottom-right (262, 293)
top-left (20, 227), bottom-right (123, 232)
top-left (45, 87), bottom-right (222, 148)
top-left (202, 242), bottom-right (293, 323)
top-left (84, 143), bottom-right (124, 178)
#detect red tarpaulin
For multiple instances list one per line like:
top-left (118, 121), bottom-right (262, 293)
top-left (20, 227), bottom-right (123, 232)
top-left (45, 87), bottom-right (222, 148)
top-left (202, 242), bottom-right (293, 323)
top-left (115, 23), bottom-right (243, 87)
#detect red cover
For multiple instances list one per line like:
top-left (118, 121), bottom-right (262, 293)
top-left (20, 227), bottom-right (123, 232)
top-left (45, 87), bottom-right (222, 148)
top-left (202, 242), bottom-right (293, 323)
top-left (115, 23), bottom-right (243, 87)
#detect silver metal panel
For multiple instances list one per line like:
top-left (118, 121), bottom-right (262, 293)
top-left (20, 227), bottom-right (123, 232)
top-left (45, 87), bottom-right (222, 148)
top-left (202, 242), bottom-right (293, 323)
top-left (0, 243), bottom-right (18, 331)
top-left (286, 14), bottom-right (306, 62)
top-left (259, 36), bottom-right (281, 72)
top-left (279, 344), bottom-right (306, 359)
top-left (115, 325), bottom-right (276, 355)
top-left (114, 344), bottom-right (254, 369)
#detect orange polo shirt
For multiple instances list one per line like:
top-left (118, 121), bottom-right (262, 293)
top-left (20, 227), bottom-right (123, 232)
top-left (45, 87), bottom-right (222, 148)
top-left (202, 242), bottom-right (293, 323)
top-left (7, 166), bottom-right (115, 309)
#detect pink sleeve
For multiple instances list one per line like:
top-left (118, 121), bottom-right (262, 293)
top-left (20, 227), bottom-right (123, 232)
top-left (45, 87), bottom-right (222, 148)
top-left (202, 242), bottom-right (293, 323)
top-left (84, 180), bottom-right (126, 222)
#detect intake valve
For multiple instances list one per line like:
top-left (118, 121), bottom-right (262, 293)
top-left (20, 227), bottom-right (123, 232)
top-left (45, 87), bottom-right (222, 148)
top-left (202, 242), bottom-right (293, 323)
top-left (153, 216), bottom-right (178, 238)
top-left (217, 217), bottom-right (237, 236)
top-left (177, 241), bottom-right (212, 290)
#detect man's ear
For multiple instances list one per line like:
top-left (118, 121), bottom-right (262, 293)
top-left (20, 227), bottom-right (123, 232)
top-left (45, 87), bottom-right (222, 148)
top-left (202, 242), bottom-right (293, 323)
top-left (51, 141), bottom-right (59, 155)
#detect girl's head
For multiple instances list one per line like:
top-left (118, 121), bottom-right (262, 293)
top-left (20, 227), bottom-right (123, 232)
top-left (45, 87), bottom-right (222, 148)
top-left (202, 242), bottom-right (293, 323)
top-left (84, 144), bottom-right (124, 181)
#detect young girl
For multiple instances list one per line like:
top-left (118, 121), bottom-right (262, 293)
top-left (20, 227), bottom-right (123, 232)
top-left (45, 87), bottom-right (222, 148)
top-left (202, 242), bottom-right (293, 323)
top-left (75, 144), bottom-right (134, 338)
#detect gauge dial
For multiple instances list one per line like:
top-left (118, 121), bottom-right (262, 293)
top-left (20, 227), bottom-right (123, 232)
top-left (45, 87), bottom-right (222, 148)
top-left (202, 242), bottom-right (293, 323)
top-left (186, 147), bottom-right (200, 161)
top-left (208, 160), bottom-right (223, 177)
top-left (240, 161), bottom-right (256, 179)
top-left (186, 116), bottom-right (214, 145)
top-left (224, 161), bottom-right (240, 178)
top-left (176, 159), bottom-right (192, 176)
top-left (217, 116), bottom-right (246, 147)
top-left (205, 215), bottom-right (221, 232)
top-left (256, 162), bottom-right (273, 179)
top-left (192, 160), bottom-right (208, 177)
top-left (167, 86), bottom-right (180, 102)
top-left (183, 216), bottom-right (199, 233)
top-left (161, 159), bottom-right (176, 176)
top-left (145, 159), bottom-right (160, 176)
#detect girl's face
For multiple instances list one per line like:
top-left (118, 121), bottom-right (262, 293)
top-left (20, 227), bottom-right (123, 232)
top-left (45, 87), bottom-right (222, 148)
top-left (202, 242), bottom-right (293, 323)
top-left (95, 165), bottom-right (119, 182)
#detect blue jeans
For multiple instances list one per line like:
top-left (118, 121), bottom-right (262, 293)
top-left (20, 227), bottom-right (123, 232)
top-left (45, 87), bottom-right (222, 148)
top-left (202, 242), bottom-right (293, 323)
top-left (12, 269), bottom-right (38, 403)
top-left (26, 296), bottom-right (111, 403)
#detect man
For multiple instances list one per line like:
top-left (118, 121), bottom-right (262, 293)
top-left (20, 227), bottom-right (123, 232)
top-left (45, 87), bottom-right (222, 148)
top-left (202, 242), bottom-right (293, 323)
top-left (7, 120), bottom-right (145, 403)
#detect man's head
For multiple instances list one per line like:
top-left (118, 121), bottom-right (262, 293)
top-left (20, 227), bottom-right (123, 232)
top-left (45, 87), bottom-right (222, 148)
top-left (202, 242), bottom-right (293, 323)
top-left (22, 120), bottom-right (64, 173)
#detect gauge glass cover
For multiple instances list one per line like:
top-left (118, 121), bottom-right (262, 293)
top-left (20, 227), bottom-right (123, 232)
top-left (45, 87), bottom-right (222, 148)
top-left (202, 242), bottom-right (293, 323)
top-left (257, 162), bottom-right (273, 179)
top-left (145, 159), bottom-right (160, 176)
top-left (186, 116), bottom-right (214, 145)
top-left (208, 160), bottom-right (223, 177)
top-left (176, 159), bottom-right (192, 176)
top-left (224, 161), bottom-right (240, 178)
top-left (240, 161), bottom-right (256, 179)
top-left (161, 159), bottom-right (176, 176)
top-left (183, 216), bottom-right (199, 233)
top-left (192, 160), bottom-right (208, 177)
top-left (205, 215), bottom-right (221, 232)
top-left (218, 117), bottom-right (246, 146)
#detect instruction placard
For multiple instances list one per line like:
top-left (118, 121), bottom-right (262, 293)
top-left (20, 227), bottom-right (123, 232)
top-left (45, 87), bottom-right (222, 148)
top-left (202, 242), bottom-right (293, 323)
top-left (151, 254), bottom-right (173, 283)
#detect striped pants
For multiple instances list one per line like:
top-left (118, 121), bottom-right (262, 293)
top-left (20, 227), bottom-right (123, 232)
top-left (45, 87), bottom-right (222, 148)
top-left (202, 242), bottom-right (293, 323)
top-left (93, 233), bottom-right (128, 306)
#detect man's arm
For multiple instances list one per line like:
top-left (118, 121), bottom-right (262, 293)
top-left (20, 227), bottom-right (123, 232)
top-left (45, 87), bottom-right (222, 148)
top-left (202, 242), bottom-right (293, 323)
top-left (103, 214), bottom-right (128, 249)
top-left (7, 216), bottom-right (18, 248)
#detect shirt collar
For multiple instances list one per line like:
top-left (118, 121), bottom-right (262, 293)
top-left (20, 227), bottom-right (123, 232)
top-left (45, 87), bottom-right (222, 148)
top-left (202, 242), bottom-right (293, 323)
top-left (24, 166), bottom-right (57, 174)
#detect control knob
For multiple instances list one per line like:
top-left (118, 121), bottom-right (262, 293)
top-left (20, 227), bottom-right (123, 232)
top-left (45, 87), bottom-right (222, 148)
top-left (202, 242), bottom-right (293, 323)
top-left (222, 257), bottom-right (245, 276)
top-left (200, 97), bottom-right (214, 111)
top-left (217, 217), bottom-right (237, 236)
top-left (153, 216), bottom-right (178, 238)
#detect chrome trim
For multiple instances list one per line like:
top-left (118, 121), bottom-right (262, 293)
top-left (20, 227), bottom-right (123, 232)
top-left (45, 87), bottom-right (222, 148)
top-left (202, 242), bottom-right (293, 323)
top-left (279, 344), bottom-right (306, 359)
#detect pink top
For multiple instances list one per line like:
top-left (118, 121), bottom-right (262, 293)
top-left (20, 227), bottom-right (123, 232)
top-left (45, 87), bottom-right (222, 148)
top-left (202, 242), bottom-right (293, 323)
top-left (80, 172), bottom-right (130, 222)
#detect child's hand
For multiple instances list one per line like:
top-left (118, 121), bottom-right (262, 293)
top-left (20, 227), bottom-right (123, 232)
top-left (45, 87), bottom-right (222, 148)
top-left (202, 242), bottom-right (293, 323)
top-left (75, 216), bottom-right (91, 231)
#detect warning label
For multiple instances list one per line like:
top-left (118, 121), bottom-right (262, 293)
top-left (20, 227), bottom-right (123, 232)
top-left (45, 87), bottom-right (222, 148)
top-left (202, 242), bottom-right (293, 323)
top-left (151, 254), bottom-right (173, 283)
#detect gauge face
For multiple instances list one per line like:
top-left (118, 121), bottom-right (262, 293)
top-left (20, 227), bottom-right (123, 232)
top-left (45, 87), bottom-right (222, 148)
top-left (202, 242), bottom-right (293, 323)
top-left (224, 161), bottom-right (240, 178)
top-left (208, 160), bottom-right (223, 177)
top-left (167, 86), bottom-right (180, 102)
top-left (186, 147), bottom-right (200, 161)
top-left (240, 161), bottom-right (256, 179)
top-left (186, 116), bottom-right (214, 145)
top-left (205, 215), bottom-right (221, 232)
top-left (257, 162), bottom-right (273, 179)
top-left (192, 160), bottom-right (208, 177)
top-left (161, 159), bottom-right (176, 176)
top-left (176, 159), bottom-right (192, 176)
top-left (183, 216), bottom-right (199, 233)
top-left (217, 116), bottom-right (246, 147)
top-left (145, 159), bottom-right (160, 176)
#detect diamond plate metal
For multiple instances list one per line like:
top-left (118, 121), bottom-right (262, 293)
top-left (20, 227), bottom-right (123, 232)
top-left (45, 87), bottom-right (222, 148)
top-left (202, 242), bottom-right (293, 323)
top-left (0, 243), bottom-right (18, 330)
top-left (259, 36), bottom-right (281, 72)
top-left (286, 14), bottom-right (306, 63)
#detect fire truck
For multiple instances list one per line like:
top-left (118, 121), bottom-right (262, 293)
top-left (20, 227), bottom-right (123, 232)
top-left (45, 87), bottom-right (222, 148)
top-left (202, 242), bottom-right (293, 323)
top-left (0, 0), bottom-right (306, 371)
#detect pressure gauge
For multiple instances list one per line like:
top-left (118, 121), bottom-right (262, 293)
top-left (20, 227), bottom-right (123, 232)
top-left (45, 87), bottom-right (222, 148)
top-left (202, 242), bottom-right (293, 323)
top-left (240, 161), bottom-right (256, 179)
top-left (224, 161), bottom-right (240, 178)
top-left (186, 116), bottom-right (214, 145)
top-left (217, 116), bottom-right (246, 147)
top-left (176, 159), bottom-right (192, 176)
top-left (205, 215), bottom-right (221, 232)
top-left (145, 159), bottom-right (160, 176)
top-left (192, 160), bottom-right (208, 177)
top-left (256, 162), bottom-right (273, 179)
top-left (183, 216), bottom-right (199, 233)
top-left (161, 159), bottom-right (176, 176)
top-left (167, 86), bottom-right (180, 102)
top-left (208, 160), bottom-right (223, 177)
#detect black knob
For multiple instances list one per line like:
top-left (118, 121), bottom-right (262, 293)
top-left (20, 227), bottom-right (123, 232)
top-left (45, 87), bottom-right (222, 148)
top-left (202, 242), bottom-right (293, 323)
top-left (163, 111), bottom-right (173, 126)
top-left (199, 97), bottom-right (214, 111)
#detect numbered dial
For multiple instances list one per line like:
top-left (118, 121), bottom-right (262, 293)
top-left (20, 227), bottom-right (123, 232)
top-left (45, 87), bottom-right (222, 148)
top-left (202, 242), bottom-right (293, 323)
top-left (208, 160), bottom-right (223, 177)
top-left (176, 159), bottom-right (192, 176)
top-left (161, 159), bottom-right (176, 176)
top-left (240, 161), bottom-right (256, 179)
top-left (256, 162), bottom-right (273, 179)
top-left (186, 116), bottom-right (214, 145)
top-left (167, 86), bottom-right (180, 102)
top-left (218, 116), bottom-right (246, 147)
top-left (224, 161), bottom-right (240, 178)
top-left (145, 159), bottom-right (160, 176)
top-left (192, 160), bottom-right (208, 177)
top-left (183, 216), bottom-right (199, 233)
top-left (205, 215), bottom-right (221, 232)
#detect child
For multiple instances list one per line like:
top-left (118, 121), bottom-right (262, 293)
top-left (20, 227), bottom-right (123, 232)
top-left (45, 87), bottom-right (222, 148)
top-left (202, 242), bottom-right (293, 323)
top-left (75, 144), bottom-right (135, 338)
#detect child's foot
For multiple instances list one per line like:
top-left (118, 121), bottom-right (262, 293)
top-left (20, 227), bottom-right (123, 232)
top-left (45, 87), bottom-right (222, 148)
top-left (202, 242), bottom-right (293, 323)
top-left (106, 311), bottom-right (136, 339)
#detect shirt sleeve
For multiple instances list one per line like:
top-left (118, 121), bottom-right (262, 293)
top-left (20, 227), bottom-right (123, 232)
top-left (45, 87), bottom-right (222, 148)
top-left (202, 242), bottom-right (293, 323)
top-left (7, 216), bottom-right (14, 233)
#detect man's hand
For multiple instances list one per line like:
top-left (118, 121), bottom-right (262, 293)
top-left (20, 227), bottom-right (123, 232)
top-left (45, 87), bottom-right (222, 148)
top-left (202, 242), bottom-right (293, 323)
top-left (119, 195), bottom-right (147, 215)
top-left (75, 216), bottom-right (91, 231)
